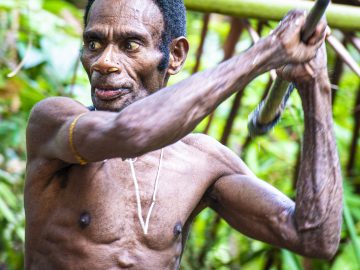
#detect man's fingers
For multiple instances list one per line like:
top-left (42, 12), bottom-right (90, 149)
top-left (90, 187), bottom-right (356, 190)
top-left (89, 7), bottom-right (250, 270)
top-left (275, 10), bottom-right (306, 39)
top-left (307, 22), bottom-right (327, 45)
top-left (325, 26), bottom-right (332, 37)
top-left (304, 63), bottom-right (315, 78)
top-left (289, 10), bottom-right (307, 36)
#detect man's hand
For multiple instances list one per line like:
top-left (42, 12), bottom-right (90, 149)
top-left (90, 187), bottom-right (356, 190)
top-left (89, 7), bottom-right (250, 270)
top-left (271, 10), bottom-right (327, 66)
top-left (276, 42), bottom-right (328, 87)
top-left (275, 19), bottom-right (331, 87)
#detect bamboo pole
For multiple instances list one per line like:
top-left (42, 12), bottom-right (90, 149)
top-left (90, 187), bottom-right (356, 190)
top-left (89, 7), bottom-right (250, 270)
top-left (184, 0), bottom-right (360, 31)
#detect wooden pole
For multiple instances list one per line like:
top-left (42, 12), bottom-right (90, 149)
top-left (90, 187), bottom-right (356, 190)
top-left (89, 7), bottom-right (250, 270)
top-left (185, 0), bottom-right (360, 31)
top-left (203, 18), bottom-right (244, 134)
top-left (347, 83), bottom-right (360, 178)
top-left (192, 13), bottom-right (211, 74)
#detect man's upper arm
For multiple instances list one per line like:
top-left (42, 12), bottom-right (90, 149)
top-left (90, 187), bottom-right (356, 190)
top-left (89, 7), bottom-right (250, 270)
top-left (204, 141), bottom-right (303, 254)
top-left (27, 97), bottom-right (90, 163)
top-left (28, 96), bottom-right (160, 164)
top-left (209, 174), bottom-right (300, 250)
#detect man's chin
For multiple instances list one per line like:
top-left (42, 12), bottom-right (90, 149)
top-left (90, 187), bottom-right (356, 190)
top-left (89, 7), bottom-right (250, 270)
top-left (92, 99), bottom-right (131, 112)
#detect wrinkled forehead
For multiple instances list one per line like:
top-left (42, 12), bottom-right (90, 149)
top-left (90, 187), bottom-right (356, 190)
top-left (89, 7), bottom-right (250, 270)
top-left (86, 0), bottom-right (164, 33)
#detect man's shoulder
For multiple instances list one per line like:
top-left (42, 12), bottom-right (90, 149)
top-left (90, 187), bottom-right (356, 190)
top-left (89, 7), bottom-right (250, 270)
top-left (26, 97), bottom-right (87, 160)
top-left (182, 133), bottom-right (252, 176)
top-left (182, 133), bottom-right (222, 149)
top-left (27, 97), bottom-right (88, 138)
top-left (29, 97), bottom-right (84, 123)
top-left (181, 133), bottom-right (230, 158)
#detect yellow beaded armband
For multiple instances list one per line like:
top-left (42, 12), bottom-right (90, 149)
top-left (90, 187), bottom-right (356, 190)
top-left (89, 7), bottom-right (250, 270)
top-left (69, 113), bottom-right (88, 165)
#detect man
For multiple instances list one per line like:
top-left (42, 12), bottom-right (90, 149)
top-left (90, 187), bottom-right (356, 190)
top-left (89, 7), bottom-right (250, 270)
top-left (25, 0), bottom-right (342, 269)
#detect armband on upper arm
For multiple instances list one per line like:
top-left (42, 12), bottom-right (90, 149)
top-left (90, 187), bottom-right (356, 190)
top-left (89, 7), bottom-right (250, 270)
top-left (69, 113), bottom-right (88, 165)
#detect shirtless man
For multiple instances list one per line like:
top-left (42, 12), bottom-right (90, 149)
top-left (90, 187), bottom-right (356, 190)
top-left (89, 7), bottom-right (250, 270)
top-left (24, 0), bottom-right (342, 269)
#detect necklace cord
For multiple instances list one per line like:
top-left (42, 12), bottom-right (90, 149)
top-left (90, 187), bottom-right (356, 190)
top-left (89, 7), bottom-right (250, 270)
top-left (128, 149), bottom-right (164, 235)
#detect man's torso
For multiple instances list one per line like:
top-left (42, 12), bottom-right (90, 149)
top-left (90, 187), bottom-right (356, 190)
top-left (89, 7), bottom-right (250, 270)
top-left (24, 134), bottom-right (241, 270)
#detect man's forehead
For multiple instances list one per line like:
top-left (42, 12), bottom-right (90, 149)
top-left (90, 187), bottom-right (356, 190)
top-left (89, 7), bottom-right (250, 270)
top-left (87, 0), bottom-right (163, 28)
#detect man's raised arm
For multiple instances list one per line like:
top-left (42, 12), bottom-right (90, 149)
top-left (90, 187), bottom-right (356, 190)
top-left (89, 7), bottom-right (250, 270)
top-left (290, 44), bottom-right (342, 257)
top-left (209, 43), bottom-right (342, 259)
top-left (27, 12), bottom-right (324, 164)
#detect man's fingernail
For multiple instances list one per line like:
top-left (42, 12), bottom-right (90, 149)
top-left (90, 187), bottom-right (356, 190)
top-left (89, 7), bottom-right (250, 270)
top-left (271, 35), bottom-right (276, 43)
top-left (305, 63), bottom-right (315, 77)
top-left (326, 26), bottom-right (332, 36)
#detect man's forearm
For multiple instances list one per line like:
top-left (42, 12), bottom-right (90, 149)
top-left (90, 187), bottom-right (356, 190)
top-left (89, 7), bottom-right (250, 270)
top-left (110, 37), bottom-right (282, 157)
top-left (294, 75), bottom-right (342, 258)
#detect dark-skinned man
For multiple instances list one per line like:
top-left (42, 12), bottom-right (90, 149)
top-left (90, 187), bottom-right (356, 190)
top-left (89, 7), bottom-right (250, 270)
top-left (25, 0), bottom-right (342, 269)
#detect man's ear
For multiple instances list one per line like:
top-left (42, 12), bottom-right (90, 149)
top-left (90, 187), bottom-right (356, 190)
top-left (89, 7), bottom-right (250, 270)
top-left (167, 37), bottom-right (189, 75)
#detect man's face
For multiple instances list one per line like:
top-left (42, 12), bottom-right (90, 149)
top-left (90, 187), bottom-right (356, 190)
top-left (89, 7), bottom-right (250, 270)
top-left (81, 0), bottom-right (166, 111)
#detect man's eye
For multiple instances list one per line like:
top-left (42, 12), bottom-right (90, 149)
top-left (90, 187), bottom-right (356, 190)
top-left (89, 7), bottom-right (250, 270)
top-left (125, 41), bottom-right (140, 52)
top-left (88, 41), bottom-right (102, 51)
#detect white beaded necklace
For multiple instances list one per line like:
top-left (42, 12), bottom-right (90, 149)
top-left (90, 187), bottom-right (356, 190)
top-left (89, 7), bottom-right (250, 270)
top-left (126, 149), bottom-right (164, 235)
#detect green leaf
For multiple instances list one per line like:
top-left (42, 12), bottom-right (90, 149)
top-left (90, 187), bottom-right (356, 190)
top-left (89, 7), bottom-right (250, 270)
top-left (0, 169), bottom-right (17, 184)
top-left (281, 250), bottom-right (302, 270)
top-left (0, 197), bottom-right (16, 223)
top-left (0, 182), bottom-right (17, 208)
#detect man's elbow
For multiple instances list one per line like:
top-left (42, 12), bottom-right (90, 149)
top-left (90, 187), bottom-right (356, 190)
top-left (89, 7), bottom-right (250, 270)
top-left (301, 237), bottom-right (340, 260)
top-left (320, 244), bottom-right (339, 260)
top-left (294, 211), bottom-right (342, 260)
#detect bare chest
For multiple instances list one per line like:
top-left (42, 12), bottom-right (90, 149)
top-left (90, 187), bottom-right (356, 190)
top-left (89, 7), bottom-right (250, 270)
top-left (28, 147), bottom-right (215, 252)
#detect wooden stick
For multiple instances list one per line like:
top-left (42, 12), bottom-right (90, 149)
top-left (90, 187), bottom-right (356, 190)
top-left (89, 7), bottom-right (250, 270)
top-left (248, 0), bottom-right (330, 137)
top-left (203, 18), bottom-right (244, 134)
top-left (347, 83), bottom-right (360, 177)
top-left (349, 35), bottom-right (360, 53)
top-left (327, 35), bottom-right (360, 77)
top-left (192, 13), bottom-right (211, 74)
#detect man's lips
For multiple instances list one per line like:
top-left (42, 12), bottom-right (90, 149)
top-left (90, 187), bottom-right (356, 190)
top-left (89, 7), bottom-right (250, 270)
top-left (95, 88), bottom-right (131, 101)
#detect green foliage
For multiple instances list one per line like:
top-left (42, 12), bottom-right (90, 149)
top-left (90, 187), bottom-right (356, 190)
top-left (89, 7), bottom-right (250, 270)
top-left (0, 1), bottom-right (85, 268)
top-left (0, 1), bottom-right (359, 270)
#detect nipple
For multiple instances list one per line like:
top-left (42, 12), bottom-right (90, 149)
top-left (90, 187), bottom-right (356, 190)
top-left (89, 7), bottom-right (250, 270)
top-left (173, 222), bottom-right (182, 236)
top-left (79, 212), bottom-right (91, 229)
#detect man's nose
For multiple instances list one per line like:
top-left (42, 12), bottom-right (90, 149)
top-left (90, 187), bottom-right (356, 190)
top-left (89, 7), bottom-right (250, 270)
top-left (91, 45), bottom-right (121, 75)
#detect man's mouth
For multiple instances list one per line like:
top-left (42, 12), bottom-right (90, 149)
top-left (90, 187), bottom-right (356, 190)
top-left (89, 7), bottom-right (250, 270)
top-left (95, 88), bottom-right (131, 101)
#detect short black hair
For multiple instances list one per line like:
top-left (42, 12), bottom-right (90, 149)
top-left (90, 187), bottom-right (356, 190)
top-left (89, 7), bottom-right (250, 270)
top-left (84, 0), bottom-right (186, 71)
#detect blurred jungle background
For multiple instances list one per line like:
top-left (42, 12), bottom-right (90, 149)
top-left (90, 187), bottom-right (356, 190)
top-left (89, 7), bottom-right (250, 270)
top-left (0, 0), bottom-right (360, 269)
